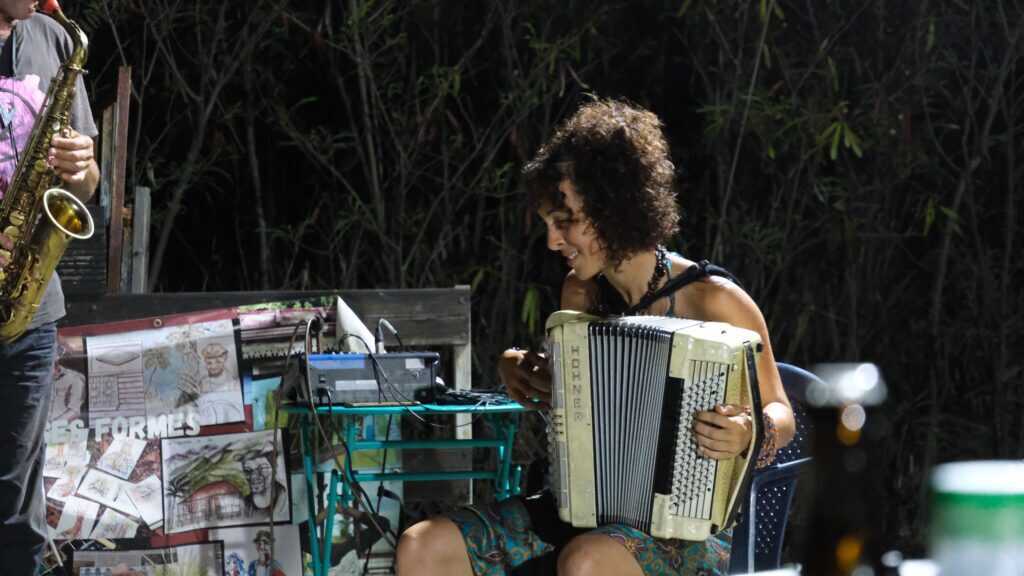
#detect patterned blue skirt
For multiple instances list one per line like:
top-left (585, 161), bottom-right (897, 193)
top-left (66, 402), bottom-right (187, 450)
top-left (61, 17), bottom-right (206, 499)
top-left (447, 491), bottom-right (732, 576)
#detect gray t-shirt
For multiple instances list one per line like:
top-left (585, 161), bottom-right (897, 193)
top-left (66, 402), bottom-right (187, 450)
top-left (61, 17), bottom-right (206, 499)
top-left (0, 13), bottom-right (98, 330)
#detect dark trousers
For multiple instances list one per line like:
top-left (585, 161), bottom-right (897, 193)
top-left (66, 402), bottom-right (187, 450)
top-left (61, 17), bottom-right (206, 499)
top-left (0, 322), bottom-right (57, 575)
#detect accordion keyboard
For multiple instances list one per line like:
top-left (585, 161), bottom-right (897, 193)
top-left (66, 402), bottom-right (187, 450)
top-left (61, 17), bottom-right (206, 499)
top-left (669, 360), bottom-right (730, 519)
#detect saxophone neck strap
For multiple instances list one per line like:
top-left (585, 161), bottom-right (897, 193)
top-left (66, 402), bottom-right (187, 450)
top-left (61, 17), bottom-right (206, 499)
top-left (624, 259), bottom-right (741, 316)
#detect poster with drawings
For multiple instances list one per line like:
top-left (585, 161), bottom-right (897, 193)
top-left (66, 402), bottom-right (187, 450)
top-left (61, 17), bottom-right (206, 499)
top-left (162, 429), bottom-right (290, 533)
top-left (210, 524), bottom-right (303, 576)
top-left (51, 496), bottom-right (100, 540)
top-left (87, 341), bottom-right (145, 419)
top-left (123, 473), bottom-right (164, 528)
top-left (47, 463), bottom-right (87, 503)
top-left (86, 318), bottom-right (244, 428)
top-left (49, 342), bottom-right (87, 425)
top-left (95, 435), bottom-right (148, 479)
top-left (44, 433), bottom-right (166, 540)
top-left (71, 541), bottom-right (224, 576)
top-left (43, 438), bottom-right (89, 478)
top-left (76, 467), bottom-right (127, 512)
top-left (88, 508), bottom-right (140, 539)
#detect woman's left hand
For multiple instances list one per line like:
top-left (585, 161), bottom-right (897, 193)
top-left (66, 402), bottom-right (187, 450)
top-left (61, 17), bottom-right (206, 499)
top-left (692, 404), bottom-right (753, 460)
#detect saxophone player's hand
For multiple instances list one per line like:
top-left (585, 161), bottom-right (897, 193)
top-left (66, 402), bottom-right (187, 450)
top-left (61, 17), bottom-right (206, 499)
top-left (0, 233), bottom-right (10, 266)
top-left (49, 129), bottom-right (95, 185)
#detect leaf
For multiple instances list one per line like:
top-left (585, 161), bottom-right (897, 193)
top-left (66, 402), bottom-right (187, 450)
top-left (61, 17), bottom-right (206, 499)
top-left (828, 57), bottom-right (839, 93)
top-left (923, 196), bottom-right (936, 235)
top-left (521, 286), bottom-right (541, 334)
top-left (926, 18), bottom-right (936, 53)
top-left (471, 268), bottom-right (486, 292)
top-left (843, 124), bottom-right (864, 157)
top-left (830, 123), bottom-right (842, 160)
top-left (773, 1), bottom-right (786, 21)
top-left (939, 206), bottom-right (963, 236)
top-left (938, 206), bottom-right (960, 221)
top-left (451, 69), bottom-right (461, 96)
top-left (676, 0), bottom-right (695, 18)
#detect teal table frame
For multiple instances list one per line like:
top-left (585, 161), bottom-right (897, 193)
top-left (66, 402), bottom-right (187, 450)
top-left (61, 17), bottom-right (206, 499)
top-left (282, 402), bottom-right (527, 576)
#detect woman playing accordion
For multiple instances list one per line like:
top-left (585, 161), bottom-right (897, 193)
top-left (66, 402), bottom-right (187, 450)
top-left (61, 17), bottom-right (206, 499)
top-left (396, 99), bottom-right (795, 576)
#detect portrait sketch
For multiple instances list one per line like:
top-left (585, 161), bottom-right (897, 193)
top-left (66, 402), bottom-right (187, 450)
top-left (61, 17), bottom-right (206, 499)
top-left (162, 429), bottom-right (290, 532)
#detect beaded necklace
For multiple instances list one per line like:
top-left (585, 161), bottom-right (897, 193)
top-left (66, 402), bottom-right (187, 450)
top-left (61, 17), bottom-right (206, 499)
top-left (634, 245), bottom-right (669, 315)
top-left (590, 246), bottom-right (671, 316)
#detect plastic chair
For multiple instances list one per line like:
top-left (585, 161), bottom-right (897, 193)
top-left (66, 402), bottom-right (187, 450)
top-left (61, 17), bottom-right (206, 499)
top-left (728, 362), bottom-right (820, 574)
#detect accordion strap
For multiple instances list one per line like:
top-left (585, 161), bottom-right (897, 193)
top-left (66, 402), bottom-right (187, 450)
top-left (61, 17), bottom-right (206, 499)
top-left (624, 259), bottom-right (740, 316)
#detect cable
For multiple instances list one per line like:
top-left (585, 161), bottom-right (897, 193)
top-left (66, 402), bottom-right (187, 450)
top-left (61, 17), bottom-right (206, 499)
top-left (376, 318), bottom-right (404, 350)
top-left (263, 318), bottom-right (306, 571)
top-left (301, 327), bottom-right (521, 563)
top-left (340, 331), bottom-right (500, 431)
top-left (337, 332), bottom-right (447, 428)
top-left (301, 332), bottom-right (401, 550)
top-left (317, 413), bottom-right (401, 547)
top-left (290, 319), bottom-right (401, 553)
top-left (361, 413), bottom-right (396, 576)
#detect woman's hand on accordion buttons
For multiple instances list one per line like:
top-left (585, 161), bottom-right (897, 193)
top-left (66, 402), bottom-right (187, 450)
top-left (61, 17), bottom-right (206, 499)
top-left (692, 404), bottom-right (753, 460)
top-left (498, 348), bottom-right (551, 409)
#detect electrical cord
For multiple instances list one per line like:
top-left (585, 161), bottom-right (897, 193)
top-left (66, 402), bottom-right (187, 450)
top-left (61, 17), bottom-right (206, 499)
top-left (317, 410), bottom-right (401, 548)
top-left (360, 412), bottom-right (396, 576)
top-left (270, 317), bottom-right (401, 567)
top-left (264, 318), bottom-right (306, 570)
top-left (305, 324), bottom-right (402, 549)
top-left (302, 322), bottom-right (522, 565)
top-left (338, 332), bottom-right (454, 429)
top-left (376, 318), bottom-right (404, 350)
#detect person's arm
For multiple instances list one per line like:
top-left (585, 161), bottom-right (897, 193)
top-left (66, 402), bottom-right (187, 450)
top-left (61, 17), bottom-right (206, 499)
top-left (0, 130), bottom-right (97, 266)
top-left (50, 129), bottom-right (99, 202)
top-left (498, 271), bottom-right (594, 407)
top-left (691, 277), bottom-right (796, 460)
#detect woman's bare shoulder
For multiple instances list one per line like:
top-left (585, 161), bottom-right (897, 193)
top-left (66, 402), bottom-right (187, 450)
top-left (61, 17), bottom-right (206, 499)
top-left (670, 257), bottom-right (760, 327)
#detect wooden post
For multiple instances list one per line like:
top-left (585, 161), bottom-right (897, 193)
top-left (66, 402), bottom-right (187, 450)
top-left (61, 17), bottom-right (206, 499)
top-left (99, 110), bottom-right (112, 225)
top-left (106, 66), bottom-right (132, 294)
top-left (455, 283), bottom-right (473, 442)
top-left (131, 187), bottom-right (150, 294)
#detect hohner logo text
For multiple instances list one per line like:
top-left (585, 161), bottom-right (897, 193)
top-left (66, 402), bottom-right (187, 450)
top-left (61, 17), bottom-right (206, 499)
top-left (570, 345), bottom-right (585, 421)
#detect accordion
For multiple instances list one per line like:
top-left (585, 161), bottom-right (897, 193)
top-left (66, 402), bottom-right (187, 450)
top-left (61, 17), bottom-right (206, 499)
top-left (545, 310), bottom-right (764, 541)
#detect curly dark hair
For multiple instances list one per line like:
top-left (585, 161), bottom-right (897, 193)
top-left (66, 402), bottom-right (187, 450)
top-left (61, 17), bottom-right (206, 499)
top-left (523, 98), bottom-right (679, 267)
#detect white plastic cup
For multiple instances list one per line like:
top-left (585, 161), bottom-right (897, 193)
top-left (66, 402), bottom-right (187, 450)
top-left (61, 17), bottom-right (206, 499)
top-left (930, 460), bottom-right (1024, 575)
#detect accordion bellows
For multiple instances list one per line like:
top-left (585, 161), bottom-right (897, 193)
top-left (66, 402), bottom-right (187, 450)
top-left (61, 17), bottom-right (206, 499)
top-left (545, 311), bottom-right (764, 541)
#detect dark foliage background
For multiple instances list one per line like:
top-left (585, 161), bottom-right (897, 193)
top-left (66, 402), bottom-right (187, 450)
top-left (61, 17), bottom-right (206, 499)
top-left (64, 0), bottom-right (1022, 560)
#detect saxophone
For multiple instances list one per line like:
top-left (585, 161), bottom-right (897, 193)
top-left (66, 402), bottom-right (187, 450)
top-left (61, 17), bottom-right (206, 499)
top-left (0, 0), bottom-right (94, 343)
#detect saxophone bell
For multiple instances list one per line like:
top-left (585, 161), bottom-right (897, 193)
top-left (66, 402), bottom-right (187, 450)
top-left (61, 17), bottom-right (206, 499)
top-left (43, 188), bottom-right (94, 241)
